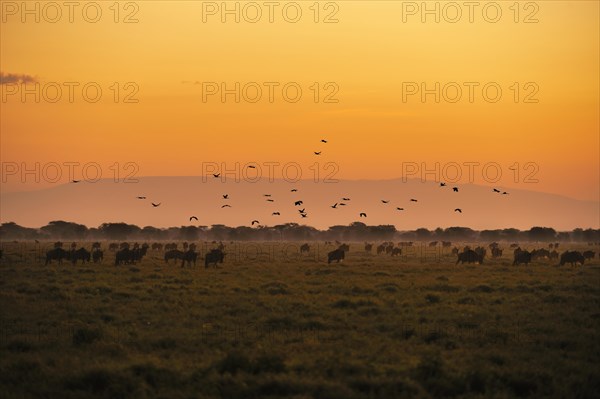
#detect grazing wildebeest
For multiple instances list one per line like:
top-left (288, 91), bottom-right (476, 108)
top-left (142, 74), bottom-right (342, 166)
top-left (45, 248), bottom-right (69, 265)
top-left (364, 243), bottom-right (373, 253)
top-left (164, 249), bottom-right (184, 264)
top-left (429, 241), bottom-right (438, 247)
top-left (474, 247), bottom-right (486, 259)
top-left (152, 243), bottom-right (163, 251)
top-left (385, 244), bottom-right (394, 255)
top-left (70, 248), bottom-right (91, 264)
top-left (300, 244), bottom-right (310, 253)
top-left (583, 250), bottom-right (595, 260)
top-left (391, 248), bottom-right (402, 256)
top-left (92, 249), bottom-right (103, 263)
top-left (491, 247), bottom-right (503, 258)
top-left (513, 248), bottom-right (532, 265)
top-left (456, 250), bottom-right (483, 265)
top-left (205, 249), bottom-right (225, 268)
top-left (442, 241), bottom-right (452, 248)
top-left (549, 250), bottom-right (559, 260)
top-left (109, 243), bottom-right (118, 251)
top-left (560, 251), bottom-right (585, 266)
top-left (328, 249), bottom-right (345, 264)
top-left (181, 249), bottom-right (198, 267)
top-left (531, 248), bottom-right (551, 261)
top-left (377, 244), bottom-right (386, 254)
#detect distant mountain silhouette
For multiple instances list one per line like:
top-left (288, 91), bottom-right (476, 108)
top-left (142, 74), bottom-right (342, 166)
top-left (0, 177), bottom-right (597, 230)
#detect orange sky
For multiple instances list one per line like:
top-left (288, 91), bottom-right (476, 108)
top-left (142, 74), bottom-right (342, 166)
top-left (1, 1), bottom-right (599, 201)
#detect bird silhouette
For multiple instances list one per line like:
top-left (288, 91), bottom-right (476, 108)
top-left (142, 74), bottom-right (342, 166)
top-left (267, 199), bottom-right (274, 202)
top-left (339, 203), bottom-right (346, 206)
top-left (272, 212), bottom-right (280, 216)
top-left (321, 139), bottom-right (327, 143)
top-left (213, 173), bottom-right (220, 178)
top-left (300, 213), bottom-right (307, 218)
top-left (189, 216), bottom-right (198, 221)
top-left (295, 201), bottom-right (303, 206)
top-left (223, 194), bottom-right (229, 199)
top-left (247, 165), bottom-right (256, 169)
top-left (298, 208), bottom-right (305, 213)
top-left (359, 213), bottom-right (367, 217)
top-left (396, 207), bottom-right (404, 211)
top-left (342, 197), bottom-right (350, 201)
top-left (264, 194), bottom-right (272, 197)
top-left (314, 151), bottom-right (321, 155)
top-left (136, 196), bottom-right (146, 199)
top-left (454, 208), bottom-right (462, 213)
top-left (410, 199), bottom-right (418, 202)
top-left (251, 220), bottom-right (259, 225)
top-left (331, 203), bottom-right (338, 209)
top-left (453, 187), bottom-right (458, 192)
top-left (151, 202), bottom-right (161, 207)
top-left (440, 182), bottom-right (446, 187)
top-left (291, 189), bottom-right (298, 192)
top-left (493, 188), bottom-right (500, 193)
top-left (502, 191), bottom-right (509, 195)
top-left (72, 180), bottom-right (80, 183)
top-left (381, 200), bottom-right (389, 204)
top-left (221, 205), bottom-right (231, 208)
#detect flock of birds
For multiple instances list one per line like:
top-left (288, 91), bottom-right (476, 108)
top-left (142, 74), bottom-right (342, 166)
top-left (70, 138), bottom-right (511, 227)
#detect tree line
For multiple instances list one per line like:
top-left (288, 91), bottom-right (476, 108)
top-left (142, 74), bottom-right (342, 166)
top-left (0, 221), bottom-right (598, 242)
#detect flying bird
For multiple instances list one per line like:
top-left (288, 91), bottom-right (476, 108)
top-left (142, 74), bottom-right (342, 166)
top-left (266, 199), bottom-right (274, 202)
top-left (331, 203), bottom-right (338, 209)
top-left (342, 197), bottom-right (350, 201)
top-left (247, 165), bottom-right (256, 169)
top-left (359, 213), bottom-right (367, 217)
top-left (396, 207), bottom-right (404, 211)
top-left (295, 201), bottom-right (303, 206)
top-left (291, 189), bottom-right (298, 192)
top-left (189, 216), bottom-right (198, 221)
top-left (502, 191), bottom-right (509, 195)
top-left (453, 187), bottom-right (458, 192)
top-left (454, 208), bottom-right (462, 213)
top-left (221, 205), bottom-right (231, 208)
top-left (321, 139), bottom-right (327, 143)
top-left (300, 213), bottom-right (307, 218)
top-left (222, 194), bottom-right (229, 199)
top-left (136, 196), bottom-right (146, 199)
top-left (410, 199), bottom-right (418, 202)
top-left (339, 203), bottom-right (346, 206)
top-left (213, 173), bottom-right (220, 178)
top-left (314, 151), bottom-right (321, 155)
top-left (264, 194), bottom-right (272, 197)
top-left (251, 220), bottom-right (259, 226)
top-left (272, 212), bottom-right (280, 216)
top-left (381, 200), bottom-right (389, 204)
top-left (440, 182), bottom-right (446, 187)
top-left (151, 202), bottom-right (161, 207)
top-left (298, 208), bottom-right (305, 213)
top-left (72, 180), bottom-right (80, 183)
top-left (493, 188), bottom-right (500, 193)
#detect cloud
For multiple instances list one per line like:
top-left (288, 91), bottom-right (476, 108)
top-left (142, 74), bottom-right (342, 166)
top-left (0, 72), bottom-right (38, 85)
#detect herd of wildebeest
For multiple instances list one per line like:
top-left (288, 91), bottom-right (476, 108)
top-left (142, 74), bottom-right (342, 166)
top-left (0, 239), bottom-right (597, 268)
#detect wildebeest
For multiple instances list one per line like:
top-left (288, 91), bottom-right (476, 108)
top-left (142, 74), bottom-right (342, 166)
top-left (456, 249), bottom-right (483, 265)
top-left (45, 248), bottom-right (69, 265)
top-left (429, 241), bottom-right (438, 247)
top-left (377, 244), bottom-right (386, 255)
top-left (327, 249), bottom-right (345, 264)
top-left (152, 243), bottom-right (163, 251)
top-left (70, 248), bottom-right (91, 264)
top-left (385, 244), bottom-right (394, 255)
top-left (165, 243), bottom-right (177, 251)
top-left (164, 249), bottom-right (184, 264)
top-left (391, 248), bottom-right (402, 256)
top-left (442, 241), bottom-right (452, 248)
top-left (513, 248), bottom-right (532, 265)
top-left (54, 241), bottom-right (63, 249)
top-left (338, 244), bottom-right (350, 252)
top-left (109, 243), bottom-right (118, 251)
top-left (583, 250), bottom-right (595, 260)
top-left (181, 249), bottom-right (198, 267)
top-left (364, 243), bottom-right (373, 253)
top-left (560, 251), bottom-right (585, 266)
top-left (205, 249), bottom-right (225, 268)
top-left (451, 247), bottom-right (459, 255)
top-left (531, 248), bottom-right (550, 261)
top-left (92, 242), bottom-right (101, 250)
top-left (474, 247), bottom-right (486, 259)
top-left (491, 247), bottom-right (503, 258)
top-left (510, 243), bottom-right (519, 248)
top-left (549, 250), bottom-right (559, 260)
top-left (489, 242), bottom-right (499, 249)
top-left (92, 249), bottom-right (103, 263)
top-left (300, 244), bottom-right (310, 253)
top-left (115, 245), bottom-right (147, 266)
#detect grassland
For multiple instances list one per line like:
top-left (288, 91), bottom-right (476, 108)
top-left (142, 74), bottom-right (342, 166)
top-left (1, 242), bottom-right (599, 398)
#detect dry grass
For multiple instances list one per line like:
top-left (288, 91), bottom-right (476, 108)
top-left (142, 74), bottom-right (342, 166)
top-left (1, 242), bottom-right (599, 398)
